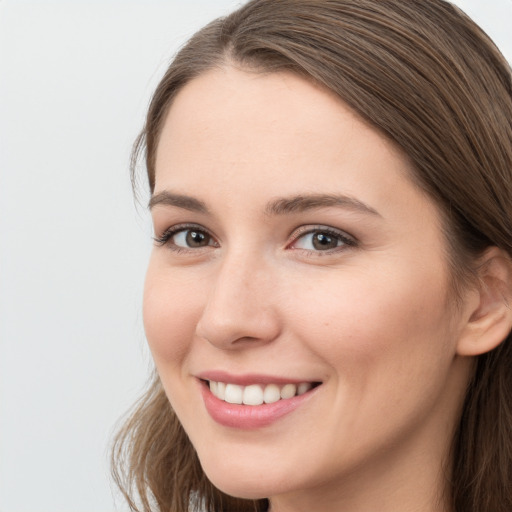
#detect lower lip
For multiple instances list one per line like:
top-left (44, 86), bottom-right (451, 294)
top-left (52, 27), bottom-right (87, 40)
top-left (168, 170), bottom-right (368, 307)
top-left (200, 381), bottom-right (318, 429)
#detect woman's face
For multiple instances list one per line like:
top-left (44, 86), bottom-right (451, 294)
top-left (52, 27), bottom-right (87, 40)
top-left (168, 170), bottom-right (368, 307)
top-left (145, 67), bottom-right (473, 509)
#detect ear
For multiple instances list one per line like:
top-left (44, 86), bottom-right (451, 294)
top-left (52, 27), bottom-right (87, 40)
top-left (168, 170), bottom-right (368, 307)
top-left (457, 247), bottom-right (512, 356)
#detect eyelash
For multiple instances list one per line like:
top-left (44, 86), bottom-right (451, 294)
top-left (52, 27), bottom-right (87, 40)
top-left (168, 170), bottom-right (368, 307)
top-left (153, 224), bottom-right (357, 254)
top-left (288, 225), bottom-right (357, 253)
top-left (153, 224), bottom-right (217, 252)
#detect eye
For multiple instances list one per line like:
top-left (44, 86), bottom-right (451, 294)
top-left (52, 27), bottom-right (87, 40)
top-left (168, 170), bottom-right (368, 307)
top-left (289, 227), bottom-right (356, 252)
top-left (154, 224), bottom-right (218, 251)
top-left (173, 229), bottom-right (212, 248)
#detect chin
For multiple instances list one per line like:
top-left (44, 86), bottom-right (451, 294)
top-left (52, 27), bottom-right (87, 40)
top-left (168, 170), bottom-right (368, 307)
top-left (204, 472), bottom-right (269, 500)
top-left (199, 457), bottom-right (295, 501)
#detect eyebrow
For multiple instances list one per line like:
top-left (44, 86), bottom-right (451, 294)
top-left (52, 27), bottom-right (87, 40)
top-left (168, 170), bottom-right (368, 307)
top-left (149, 191), bottom-right (209, 213)
top-left (149, 190), bottom-right (380, 217)
top-left (265, 194), bottom-right (381, 217)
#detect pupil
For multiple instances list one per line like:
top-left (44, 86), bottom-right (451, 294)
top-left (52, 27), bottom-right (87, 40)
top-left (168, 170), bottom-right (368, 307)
top-left (186, 230), bottom-right (208, 247)
top-left (313, 233), bottom-right (337, 250)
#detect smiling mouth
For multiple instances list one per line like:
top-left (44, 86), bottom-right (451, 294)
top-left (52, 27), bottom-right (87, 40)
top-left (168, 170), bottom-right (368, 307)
top-left (205, 380), bottom-right (321, 406)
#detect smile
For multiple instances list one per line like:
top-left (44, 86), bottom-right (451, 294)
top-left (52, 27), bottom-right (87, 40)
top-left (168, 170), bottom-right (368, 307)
top-left (208, 380), bottom-right (316, 406)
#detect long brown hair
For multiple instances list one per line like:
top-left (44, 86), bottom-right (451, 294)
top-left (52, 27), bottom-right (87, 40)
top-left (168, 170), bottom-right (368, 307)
top-left (112, 1), bottom-right (512, 510)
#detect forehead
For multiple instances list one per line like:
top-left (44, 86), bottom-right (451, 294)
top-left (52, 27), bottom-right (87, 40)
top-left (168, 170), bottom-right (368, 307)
top-left (154, 66), bottom-right (435, 223)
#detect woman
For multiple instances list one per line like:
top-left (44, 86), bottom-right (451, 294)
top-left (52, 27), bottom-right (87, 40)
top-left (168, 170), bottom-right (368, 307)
top-left (112, 1), bottom-right (512, 511)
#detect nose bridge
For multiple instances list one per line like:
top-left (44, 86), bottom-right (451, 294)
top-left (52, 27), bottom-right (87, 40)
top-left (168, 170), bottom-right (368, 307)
top-left (221, 248), bottom-right (259, 294)
top-left (196, 247), bottom-right (280, 348)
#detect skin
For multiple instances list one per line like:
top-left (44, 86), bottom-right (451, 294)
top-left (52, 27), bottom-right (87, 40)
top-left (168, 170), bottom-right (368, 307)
top-left (144, 66), bottom-right (479, 512)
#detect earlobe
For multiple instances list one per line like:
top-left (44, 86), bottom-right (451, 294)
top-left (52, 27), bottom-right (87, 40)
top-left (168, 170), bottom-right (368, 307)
top-left (457, 247), bottom-right (512, 357)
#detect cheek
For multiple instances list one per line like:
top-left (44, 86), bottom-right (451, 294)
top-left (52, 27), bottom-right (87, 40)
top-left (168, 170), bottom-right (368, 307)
top-left (289, 261), bottom-right (455, 384)
top-left (142, 261), bottom-right (201, 366)
top-left (285, 264), bottom-right (460, 448)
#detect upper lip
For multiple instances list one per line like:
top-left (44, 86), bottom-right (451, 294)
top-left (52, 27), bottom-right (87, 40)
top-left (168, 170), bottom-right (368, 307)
top-left (197, 370), bottom-right (321, 386)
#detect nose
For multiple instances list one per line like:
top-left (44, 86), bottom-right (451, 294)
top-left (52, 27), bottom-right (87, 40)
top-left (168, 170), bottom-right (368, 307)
top-left (195, 252), bottom-right (281, 350)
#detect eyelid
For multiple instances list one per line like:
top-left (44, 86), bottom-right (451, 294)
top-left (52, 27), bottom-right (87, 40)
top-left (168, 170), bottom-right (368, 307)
top-left (153, 223), bottom-right (219, 249)
top-left (153, 222), bottom-right (356, 254)
top-left (287, 225), bottom-right (357, 251)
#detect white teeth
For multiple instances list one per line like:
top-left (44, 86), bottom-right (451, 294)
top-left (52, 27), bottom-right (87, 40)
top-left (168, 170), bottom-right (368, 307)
top-left (243, 385), bottom-right (264, 406)
top-left (280, 383), bottom-right (297, 399)
top-left (217, 381), bottom-right (226, 400)
top-left (298, 382), bottom-right (312, 395)
top-left (208, 380), bottom-right (315, 405)
top-left (224, 383), bottom-right (243, 404)
top-left (263, 384), bottom-right (281, 404)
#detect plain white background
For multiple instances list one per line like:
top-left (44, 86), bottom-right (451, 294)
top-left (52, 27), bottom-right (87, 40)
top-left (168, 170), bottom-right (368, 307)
top-left (0, 1), bottom-right (511, 511)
